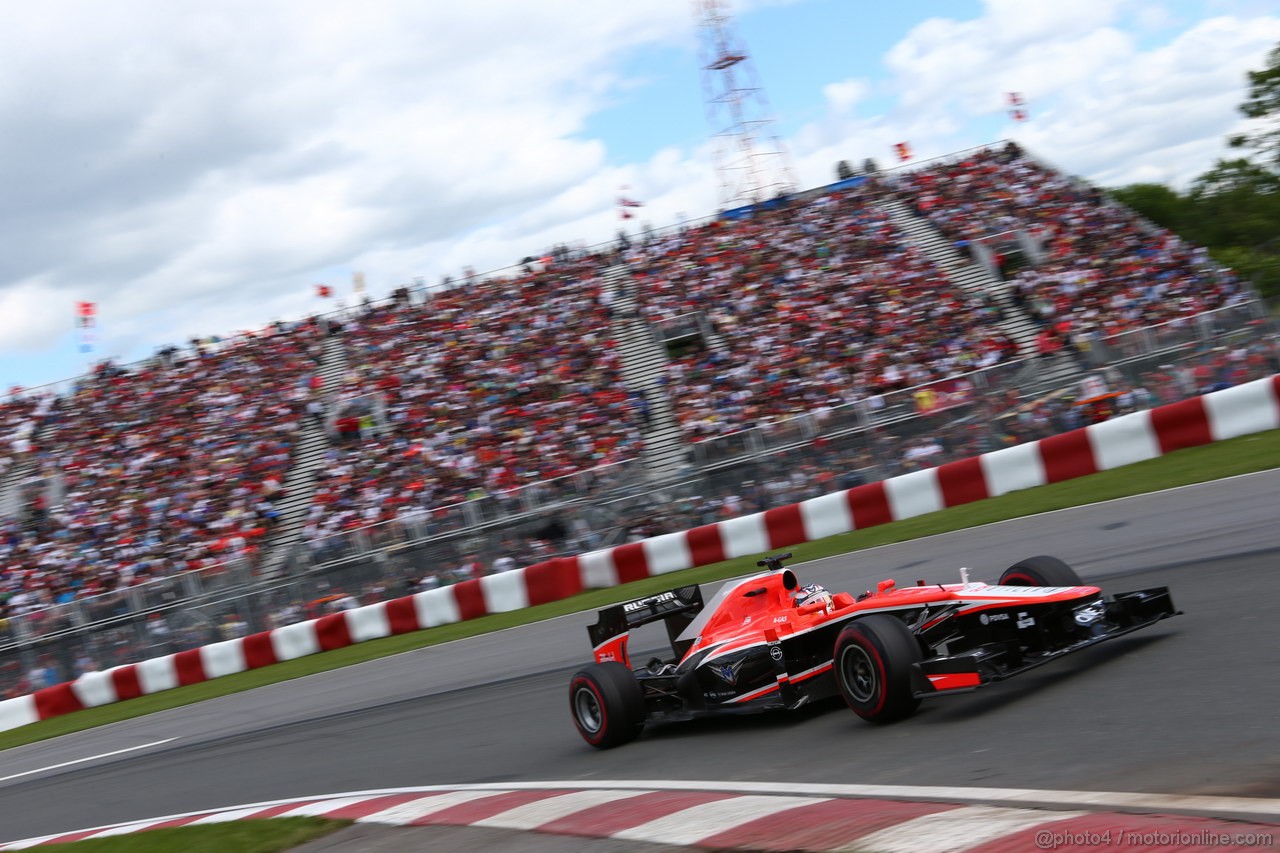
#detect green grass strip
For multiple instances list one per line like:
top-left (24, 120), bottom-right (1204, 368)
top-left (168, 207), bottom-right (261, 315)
top-left (40, 817), bottom-right (349, 852)
top-left (3, 428), bottom-right (1277, 754)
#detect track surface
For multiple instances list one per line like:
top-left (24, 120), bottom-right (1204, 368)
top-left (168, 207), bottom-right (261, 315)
top-left (1, 471), bottom-right (1278, 841)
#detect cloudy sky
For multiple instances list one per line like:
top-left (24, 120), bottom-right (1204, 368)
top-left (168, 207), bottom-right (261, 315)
top-left (3, 0), bottom-right (1278, 391)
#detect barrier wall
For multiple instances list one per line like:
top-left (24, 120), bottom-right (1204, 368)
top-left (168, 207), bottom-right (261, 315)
top-left (1, 375), bottom-right (1277, 733)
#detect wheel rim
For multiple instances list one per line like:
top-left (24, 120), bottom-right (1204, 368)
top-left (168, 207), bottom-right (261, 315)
top-left (573, 686), bottom-right (603, 734)
top-left (840, 644), bottom-right (877, 703)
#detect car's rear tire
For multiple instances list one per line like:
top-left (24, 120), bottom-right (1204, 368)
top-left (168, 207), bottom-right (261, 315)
top-left (834, 614), bottom-right (922, 724)
top-left (999, 555), bottom-right (1083, 587)
top-left (569, 662), bottom-right (646, 749)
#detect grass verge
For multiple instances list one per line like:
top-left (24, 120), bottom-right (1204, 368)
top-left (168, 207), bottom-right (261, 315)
top-left (3, 428), bottom-right (1278, 754)
top-left (41, 818), bottom-right (349, 852)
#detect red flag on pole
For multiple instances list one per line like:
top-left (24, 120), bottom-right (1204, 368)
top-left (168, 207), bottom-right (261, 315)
top-left (617, 185), bottom-right (643, 221)
top-left (1007, 92), bottom-right (1029, 121)
top-left (75, 301), bottom-right (97, 353)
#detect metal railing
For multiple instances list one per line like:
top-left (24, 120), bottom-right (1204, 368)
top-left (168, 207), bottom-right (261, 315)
top-left (283, 453), bottom-right (651, 571)
top-left (4, 334), bottom-right (1277, 692)
top-left (685, 300), bottom-right (1268, 467)
top-left (0, 555), bottom-right (257, 647)
top-left (5, 298), bottom-right (1271, 640)
top-left (5, 299), bottom-right (1270, 641)
top-left (649, 312), bottom-right (711, 346)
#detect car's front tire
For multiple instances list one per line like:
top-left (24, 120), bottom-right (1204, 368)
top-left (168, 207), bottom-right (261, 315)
top-left (569, 662), bottom-right (646, 749)
top-left (833, 614), bottom-right (922, 724)
top-left (999, 555), bottom-right (1083, 587)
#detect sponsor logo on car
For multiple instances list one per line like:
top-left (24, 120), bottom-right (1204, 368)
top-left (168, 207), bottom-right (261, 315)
top-left (624, 591), bottom-right (676, 613)
top-left (708, 658), bottom-right (747, 686)
top-left (1074, 601), bottom-right (1107, 625)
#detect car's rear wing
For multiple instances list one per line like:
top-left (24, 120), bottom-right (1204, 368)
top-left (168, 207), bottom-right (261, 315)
top-left (588, 585), bottom-right (704, 667)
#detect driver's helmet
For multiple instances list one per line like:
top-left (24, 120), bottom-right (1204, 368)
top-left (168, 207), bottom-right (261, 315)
top-left (794, 583), bottom-right (833, 613)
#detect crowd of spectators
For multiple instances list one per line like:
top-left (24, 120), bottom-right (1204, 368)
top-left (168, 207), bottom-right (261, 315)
top-left (617, 144), bottom-right (1261, 444)
top-left (0, 394), bottom-right (53, 479)
top-left (628, 183), bottom-right (1018, 441)
top-left (301, 252), bottom-right (646, 545)
top-left (0, 320), bottom-right (328, 621)
top-left (3, 329), bottom-right (1274, 698)
top-left (893, 145), bottom-right (1252, 356)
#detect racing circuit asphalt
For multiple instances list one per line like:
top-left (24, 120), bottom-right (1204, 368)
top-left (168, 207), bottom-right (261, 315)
top-left (1, 469), bottom-right (1279, 841)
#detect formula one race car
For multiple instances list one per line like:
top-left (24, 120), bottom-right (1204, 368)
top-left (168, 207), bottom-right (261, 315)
top-left (568, 554), bottom-right (1178, 748)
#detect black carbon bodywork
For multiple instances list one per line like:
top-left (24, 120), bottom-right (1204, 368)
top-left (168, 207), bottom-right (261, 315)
top-left (586, 576), bottom-right (1179, 724)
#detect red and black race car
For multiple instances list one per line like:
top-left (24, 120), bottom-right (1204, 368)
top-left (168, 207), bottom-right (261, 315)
top-left (569, 553), bottom-right (1178, 748)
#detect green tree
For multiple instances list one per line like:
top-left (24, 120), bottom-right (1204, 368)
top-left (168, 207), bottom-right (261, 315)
top-left (1108, 183), bottom-right (1187, 232)
top-left (1230, 43), bottom-right (1280, 169)
top-left (1109, 44), bottom-right (1280, 301)
top-left (1187, 159), bottom-right (1280, 250)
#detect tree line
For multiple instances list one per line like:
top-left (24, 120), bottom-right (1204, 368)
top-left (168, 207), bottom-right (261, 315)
top-left (1109, 42), bottom-right (1280, 302)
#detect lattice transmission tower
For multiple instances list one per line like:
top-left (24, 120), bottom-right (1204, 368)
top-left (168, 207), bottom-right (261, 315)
top-left (695, 0), bottom-right (797, 210)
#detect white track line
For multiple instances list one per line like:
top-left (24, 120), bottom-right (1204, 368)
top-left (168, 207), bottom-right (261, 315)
top-left (0, 738), bottom-right (176, 784)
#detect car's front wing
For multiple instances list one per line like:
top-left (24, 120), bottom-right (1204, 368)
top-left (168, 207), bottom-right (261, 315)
top-left (911, 586), bottom-right (1179, 698)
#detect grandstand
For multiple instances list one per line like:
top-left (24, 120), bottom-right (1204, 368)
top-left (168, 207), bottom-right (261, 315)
top-left (631, 178), bottom-right (1022, 441)
top-left (1, 142), bottom-right (1275, 696)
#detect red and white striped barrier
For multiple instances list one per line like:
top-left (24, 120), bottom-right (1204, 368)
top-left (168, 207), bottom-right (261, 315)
top-left (0, 375), bottom-right (1276, 732)
top-left (5, 783), bottom-right (1278, 850)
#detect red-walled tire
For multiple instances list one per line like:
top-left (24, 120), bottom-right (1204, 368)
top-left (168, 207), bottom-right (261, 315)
top-left (834, 614), bottom-right (922, 724)
top-left (569, 662), bottom-right (646, 749)
top-left (1000, 555), bottom-right (1083, 587)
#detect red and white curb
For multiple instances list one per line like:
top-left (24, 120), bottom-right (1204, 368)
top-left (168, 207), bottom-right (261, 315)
top-left (4, 782), bottom-right (1278, 851)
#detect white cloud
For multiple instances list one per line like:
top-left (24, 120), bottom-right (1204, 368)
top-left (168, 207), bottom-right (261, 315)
top-left (0, 278), bottom-right (68, 352)
top-left (824, 78), bottom-right (870, 115)
top-left (3, 0), bottom-right (1280, 385)
top-left (0, 0), bottom-right (694, 366)
top-left (1005, 15), bottom-right (1280, 186)
top-left (886, 0), bottom-right (1132, 113)
top-left (808, 2), bottom-right (1280, 189)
